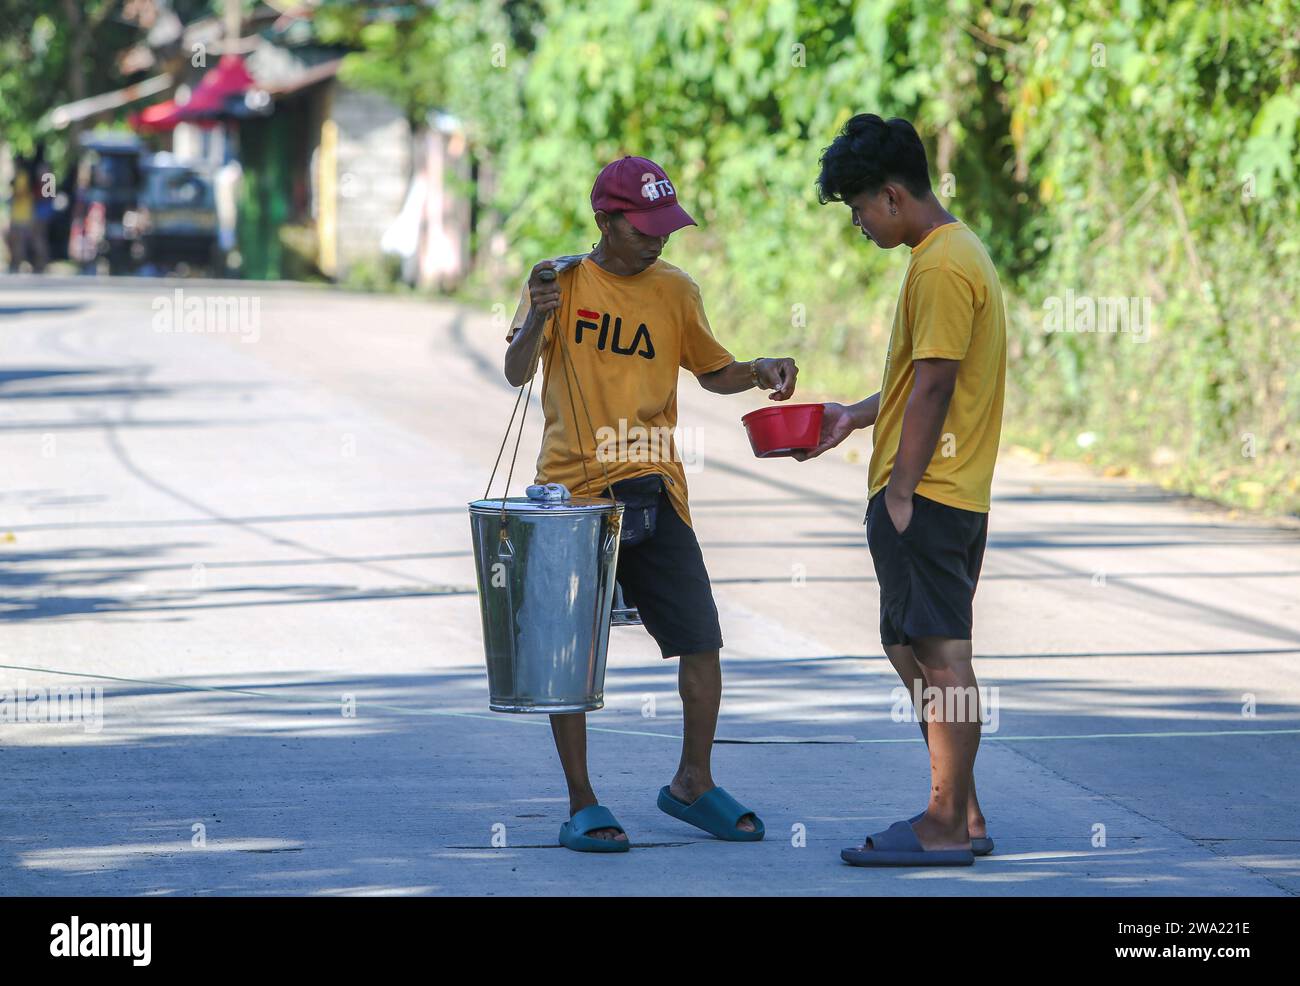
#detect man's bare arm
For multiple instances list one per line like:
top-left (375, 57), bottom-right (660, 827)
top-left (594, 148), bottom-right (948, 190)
top-left (697, 357), bottom-right (798, 399)
top-left (502, 261), bottom-right (561, 387)
top-left (503, 307), bottom-right (548, 386)
top-left (885, 357), bottom-right (959, 502)
top-left (849, 392), bottom-right (882, 430)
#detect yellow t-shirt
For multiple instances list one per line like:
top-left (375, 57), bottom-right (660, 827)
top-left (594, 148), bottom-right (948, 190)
top-left (507, 255), bottom-right (734, 526)
top-left (867, 221), bottom-right (1007, 513)
top-left (11, 171), bottom-right (33, 224)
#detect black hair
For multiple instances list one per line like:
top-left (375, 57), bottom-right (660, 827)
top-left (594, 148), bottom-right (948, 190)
top-left (816, 114), bottom-right (932, 204)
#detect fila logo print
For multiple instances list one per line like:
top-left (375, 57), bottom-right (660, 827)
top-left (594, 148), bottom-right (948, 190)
top-left (576, 309), bottom-right (655, 359)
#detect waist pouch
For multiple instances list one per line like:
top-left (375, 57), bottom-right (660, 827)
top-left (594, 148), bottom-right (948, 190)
top-left (606, 474), bottom-right (664, 547)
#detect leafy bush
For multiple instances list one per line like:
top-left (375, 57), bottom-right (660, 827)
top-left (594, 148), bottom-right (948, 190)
top-left (326, 0), bottom-right (1300, 514)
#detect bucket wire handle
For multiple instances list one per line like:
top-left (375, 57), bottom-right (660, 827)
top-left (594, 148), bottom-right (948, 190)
top-left (482, 269), bottom-right (555, 535)
top-left (482, 260), bottom-right (619, 533)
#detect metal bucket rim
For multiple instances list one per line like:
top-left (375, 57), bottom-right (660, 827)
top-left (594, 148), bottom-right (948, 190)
top-left (467, 499), bottom-right (623, 515)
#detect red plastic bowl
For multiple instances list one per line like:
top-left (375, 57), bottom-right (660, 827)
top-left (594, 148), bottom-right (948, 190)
top-left (741, 403), bottom-right (824, 458)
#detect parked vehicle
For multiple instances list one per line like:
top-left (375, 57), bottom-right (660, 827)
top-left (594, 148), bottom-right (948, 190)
top-left (67, 134), bottom-right (144, 275)
top-left (136, 155), bottom-right (220, 275)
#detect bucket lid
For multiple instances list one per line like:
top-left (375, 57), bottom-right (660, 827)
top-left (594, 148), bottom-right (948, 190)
top-left (468, 495), bottom-right (618, 515)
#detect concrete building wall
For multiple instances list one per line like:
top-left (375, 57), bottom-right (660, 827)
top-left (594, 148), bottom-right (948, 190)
top-left (331, 83), bottom-right (410, 276)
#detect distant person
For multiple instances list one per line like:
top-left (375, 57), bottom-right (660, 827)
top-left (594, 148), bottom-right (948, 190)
top-left (502, 156), bottom-right (798, 852)
top-left (7, 161), bottom-right (38, 273)
top-left (214, 157), bottom-right (243, 272)
top-left (30, 153), bottom-right (53, 273)
top-left (796, 115), bottom-right (1007, 866)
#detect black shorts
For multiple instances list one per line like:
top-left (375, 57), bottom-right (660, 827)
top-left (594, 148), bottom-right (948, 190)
top-left (865, 490), bottom-right (989, 646)
top-left (613, 487), bottom-right (724, 659)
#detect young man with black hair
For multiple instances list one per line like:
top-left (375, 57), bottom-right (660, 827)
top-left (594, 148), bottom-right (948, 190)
top-left (503, 156), bottom-right (799, 853)
top-left (797, 115), bottom-right (1006, 866)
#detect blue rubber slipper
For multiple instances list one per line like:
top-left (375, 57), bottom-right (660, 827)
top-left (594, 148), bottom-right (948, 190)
top-left (841, 819), bottom-right (974, 867)
top-left (558, 805), bottom-right (630, 853)
top-left (656, 786), bottom-right (764, 842)
top-left (909, 810), bottom-right (994, 856)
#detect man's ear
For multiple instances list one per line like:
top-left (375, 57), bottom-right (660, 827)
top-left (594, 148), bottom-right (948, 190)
top-left (881, 182), bottom-right (904, 213)
top-left (593, 210), bottom-right (612, 237)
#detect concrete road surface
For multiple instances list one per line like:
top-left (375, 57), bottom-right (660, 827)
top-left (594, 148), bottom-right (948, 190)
top-left (1, 276), bottom-right (1297, 896)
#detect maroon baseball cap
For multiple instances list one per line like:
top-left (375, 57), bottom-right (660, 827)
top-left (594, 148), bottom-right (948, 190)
top-left (590, 156), bottom-right (697, 237)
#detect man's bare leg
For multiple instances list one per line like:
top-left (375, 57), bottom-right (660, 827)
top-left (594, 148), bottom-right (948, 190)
top-left (549, 712), bottom-right (625, 842)
top-left (885, 642), bottom-right (987, 838)
top-left (895, 636), bottom-right (982, 850)
top-left (668, 649), bottom-right (756, 832)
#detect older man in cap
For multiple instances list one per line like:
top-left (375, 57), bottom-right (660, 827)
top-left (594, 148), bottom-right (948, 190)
top-left (503, 156), bottom-right (798, 852)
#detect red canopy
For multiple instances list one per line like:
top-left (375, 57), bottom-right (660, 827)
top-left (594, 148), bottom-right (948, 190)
top-left (130, 55), bottom-right (255, 132)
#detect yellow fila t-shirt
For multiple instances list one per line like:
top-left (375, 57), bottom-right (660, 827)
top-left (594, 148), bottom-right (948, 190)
top-left (507, 255), bottom-right (734, 526)
top-left (867, 222), bottom-right (1007, 513)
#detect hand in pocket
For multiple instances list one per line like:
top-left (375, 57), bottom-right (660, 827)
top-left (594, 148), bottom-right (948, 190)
top-left (885, 490), bottom-right (914, 536)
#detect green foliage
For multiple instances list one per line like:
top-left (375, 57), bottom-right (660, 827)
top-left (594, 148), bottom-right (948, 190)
top-left (518, 0), bottom-right (1300, 515)
top-left (314, 0), bottom-right (524, 147)
top-left (341, 253), bottom-right (406, 293)
top-left (0, 2), bottom-right (126, 165)
top-left (0, 0), bottom-right (220, 169)
top-left (990, 0), bottom-right (1300, 514)
top-left (410, 0), bottom-right (1295, 512)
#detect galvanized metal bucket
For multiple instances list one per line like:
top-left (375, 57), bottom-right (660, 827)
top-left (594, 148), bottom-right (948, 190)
top-left (468, 483), bottom-right (623, 713)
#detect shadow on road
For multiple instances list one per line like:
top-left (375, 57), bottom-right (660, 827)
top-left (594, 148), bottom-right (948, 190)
top-left (3, 660), bottom-right (1298, 895)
